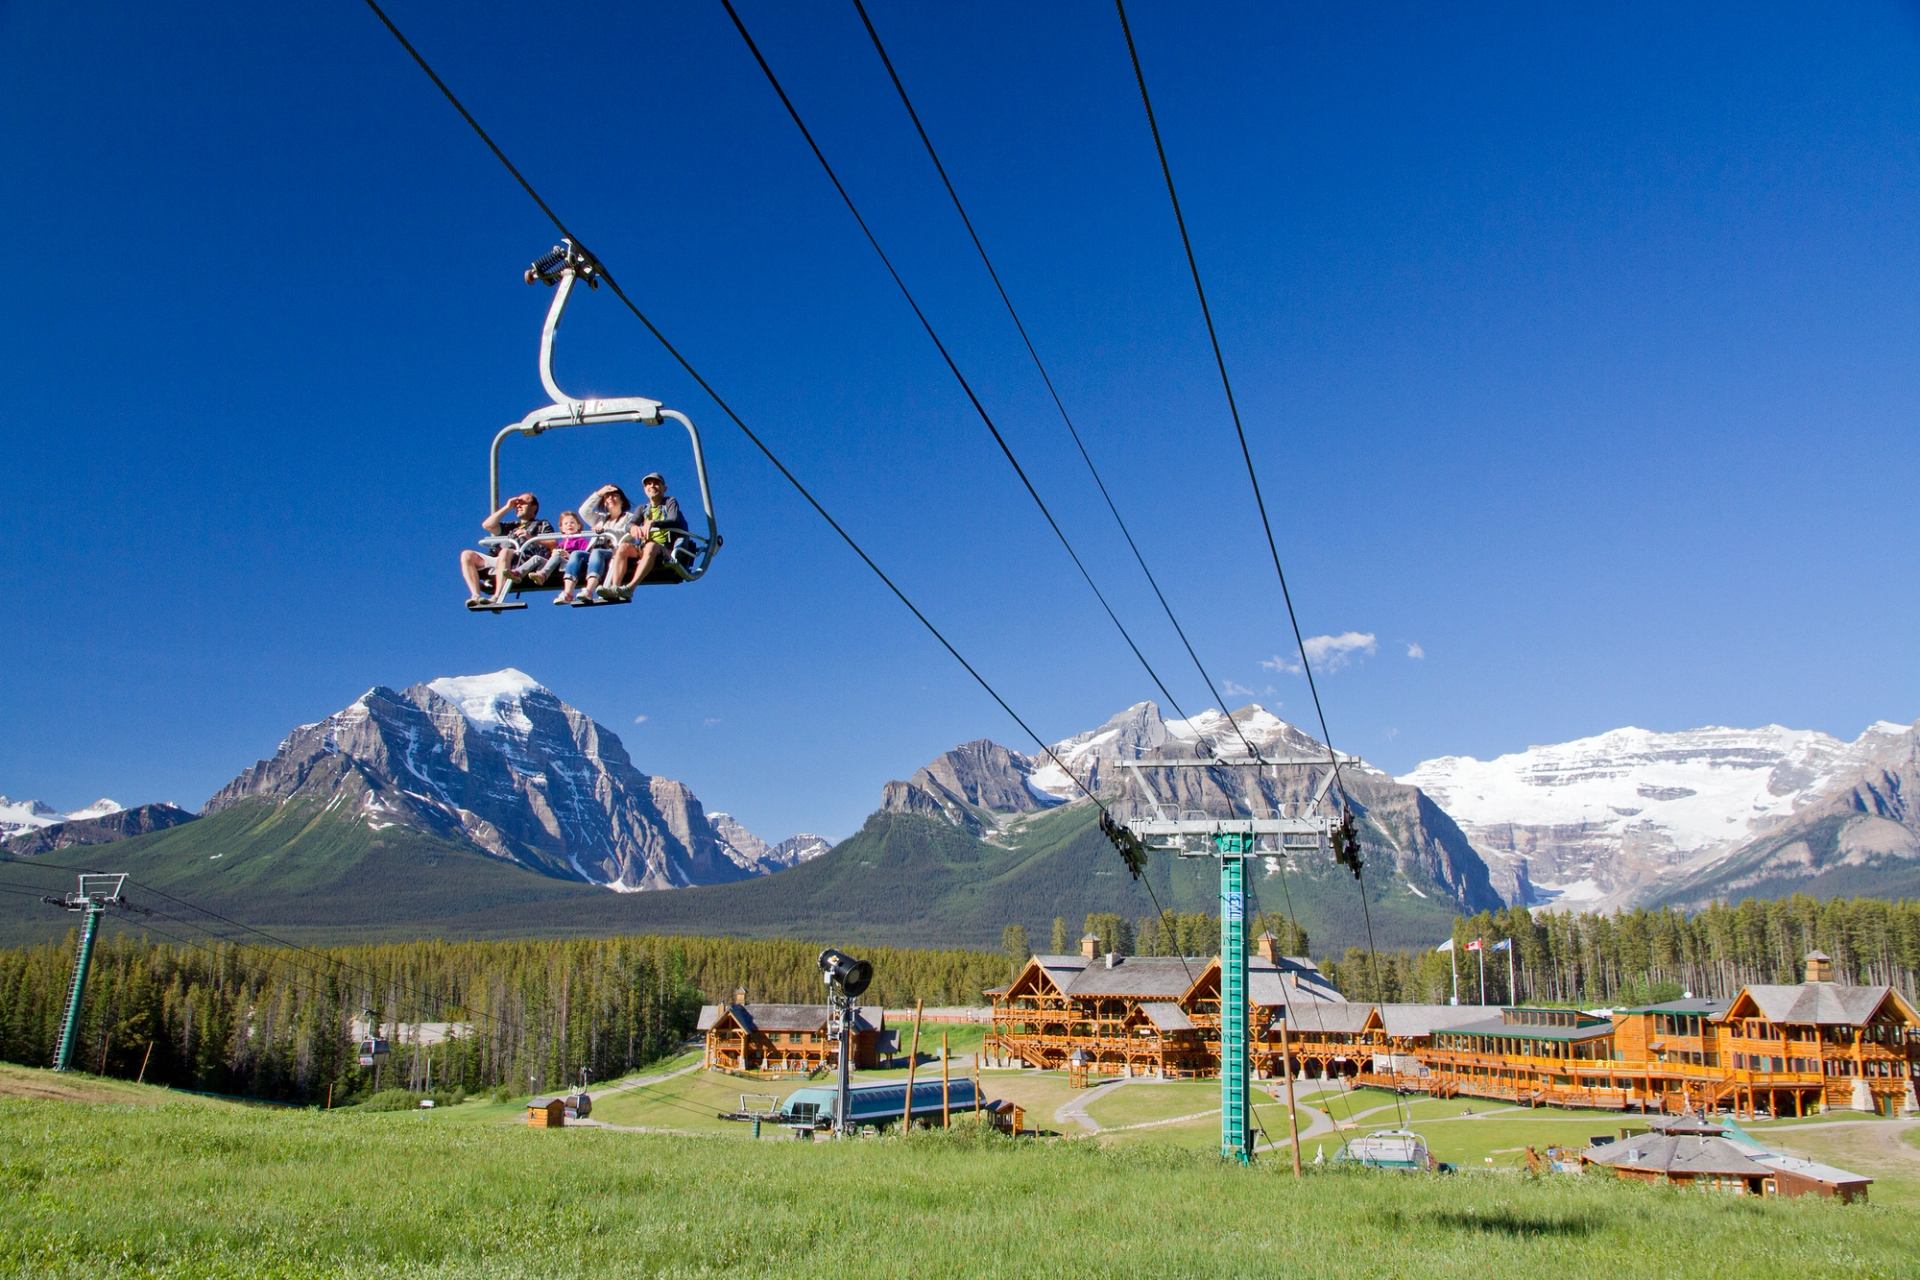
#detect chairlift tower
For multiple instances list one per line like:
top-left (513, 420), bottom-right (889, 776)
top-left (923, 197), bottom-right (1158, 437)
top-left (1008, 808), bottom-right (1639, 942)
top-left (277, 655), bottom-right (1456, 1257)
top-left (1113, 757), bottom-right (1339, 1164)
top-left (41, 874), bottom-right (131, 1073)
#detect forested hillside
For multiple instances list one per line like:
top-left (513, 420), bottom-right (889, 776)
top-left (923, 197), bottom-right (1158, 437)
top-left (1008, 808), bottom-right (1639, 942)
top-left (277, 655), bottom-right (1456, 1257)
top-left (0, 932), bottom-right (1003, 1105)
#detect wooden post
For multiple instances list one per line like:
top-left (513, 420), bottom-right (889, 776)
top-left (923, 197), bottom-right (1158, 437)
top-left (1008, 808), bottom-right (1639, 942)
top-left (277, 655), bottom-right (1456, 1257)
top-left (1277, 1014), bottom-right (1301, 1178)
top-left (325, 1082), bottom-right (333, 1110)
top-left (901, 1001), bottom-right (924, 1129)
top-left (942, 1031), bottom-right (951, 1128)
top-left (136, 1040), bottom-right (154, 1087)
top-left (972, 1052), bottom-right (982, 1115)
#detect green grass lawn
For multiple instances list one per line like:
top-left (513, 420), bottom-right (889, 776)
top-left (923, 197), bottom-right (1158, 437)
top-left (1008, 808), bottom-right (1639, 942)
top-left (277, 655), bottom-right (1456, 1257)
top-left (1083, 1079), bottom-right (1221, 1128)
top-left (5, 1083), bottom-right (1915, 1279)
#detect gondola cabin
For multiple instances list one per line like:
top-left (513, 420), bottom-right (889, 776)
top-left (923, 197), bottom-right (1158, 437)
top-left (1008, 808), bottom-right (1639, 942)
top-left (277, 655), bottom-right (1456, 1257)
top-left (357, 1037), bottom-right (390, 1068)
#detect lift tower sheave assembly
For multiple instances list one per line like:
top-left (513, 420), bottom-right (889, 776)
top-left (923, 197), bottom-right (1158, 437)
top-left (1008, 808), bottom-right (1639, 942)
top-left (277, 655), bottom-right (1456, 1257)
top-left (40, 874), bottom-right (132, 1073)
top-left (1114, 756), bottom-right (1339, 1164)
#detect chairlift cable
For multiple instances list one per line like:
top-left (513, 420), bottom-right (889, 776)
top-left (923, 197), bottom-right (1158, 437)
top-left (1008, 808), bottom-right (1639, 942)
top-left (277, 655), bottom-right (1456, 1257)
top-left (719, 0), bottom-right (1198, 728)
top-left (1115, 0), bottom-right (1410, 1129)
top-left (847, 0), bottom-right (1264, 764)
top-left (1111, 0), bottom-right (1348, 797)
top-left (357, 0), bottom-right (1132, 822)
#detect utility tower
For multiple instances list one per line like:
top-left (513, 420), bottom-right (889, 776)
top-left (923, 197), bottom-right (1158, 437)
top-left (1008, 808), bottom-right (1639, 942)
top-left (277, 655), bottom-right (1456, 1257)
top-left (40, 874), bottom-right (132, 1073)
top-left (1111, 757), bottom-right (1338, 1164)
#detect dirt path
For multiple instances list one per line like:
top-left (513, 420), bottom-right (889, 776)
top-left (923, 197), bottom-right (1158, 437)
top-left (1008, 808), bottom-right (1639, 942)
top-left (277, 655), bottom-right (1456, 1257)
top-left (1054, 1077), bottom-right (1351, 1146)
top-left (589, 1060), bottom-right (704, 1098)
top-left (1760, 1118), bottom-right (1920, 1180)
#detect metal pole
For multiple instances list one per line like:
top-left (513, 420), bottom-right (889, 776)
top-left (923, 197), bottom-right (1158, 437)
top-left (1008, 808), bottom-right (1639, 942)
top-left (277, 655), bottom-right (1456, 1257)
top-left (53, 903), bottom-right (104, 1073)
top-left (1217, 833), bottom-right (1251, 1164)
top-left (833, 996), bottom-right (854, 1137)
top-left (941, 1031), bottom-right (950, 1128)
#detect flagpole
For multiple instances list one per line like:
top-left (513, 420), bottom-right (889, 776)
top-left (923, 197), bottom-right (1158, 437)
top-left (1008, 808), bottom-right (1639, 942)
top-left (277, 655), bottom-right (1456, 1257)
top-left (1478, 947), bottom-right (1486, 1005)
top-left (1508, 945), bottom-right (1516, 1003)
top-left (1450, 943), bottom-right (1458, 1005)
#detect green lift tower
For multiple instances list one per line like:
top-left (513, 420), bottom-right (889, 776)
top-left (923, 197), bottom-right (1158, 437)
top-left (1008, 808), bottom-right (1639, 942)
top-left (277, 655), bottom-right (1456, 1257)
top-left (1114, 757), bottom-right (1337, 1163)
top-left (41, 874), bottom-right (131, 1073)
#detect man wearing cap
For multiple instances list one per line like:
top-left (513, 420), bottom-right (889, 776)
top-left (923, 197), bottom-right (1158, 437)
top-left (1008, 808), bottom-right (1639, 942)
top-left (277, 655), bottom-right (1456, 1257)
top-left (602, 472), bottom-right (688, 599)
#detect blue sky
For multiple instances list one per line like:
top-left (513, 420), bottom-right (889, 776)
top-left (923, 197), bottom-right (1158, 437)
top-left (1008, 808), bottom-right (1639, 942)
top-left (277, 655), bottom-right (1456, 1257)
top-left (4, 1), bottom-right (1917, 843)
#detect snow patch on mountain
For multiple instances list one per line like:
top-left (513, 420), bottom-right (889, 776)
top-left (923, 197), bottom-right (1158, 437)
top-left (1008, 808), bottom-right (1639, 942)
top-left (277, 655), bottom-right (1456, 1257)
top-left (0, 795), bottom-right (125, 839)
top-left (426, 669), bottom-right (542, 733)
top-left (1398, 721), bottom-right (1912, 909)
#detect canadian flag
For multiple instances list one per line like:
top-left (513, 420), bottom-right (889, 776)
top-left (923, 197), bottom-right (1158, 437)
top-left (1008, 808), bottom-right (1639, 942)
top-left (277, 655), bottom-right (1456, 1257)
top-left (1466, 938), bottom-right (1484, 952)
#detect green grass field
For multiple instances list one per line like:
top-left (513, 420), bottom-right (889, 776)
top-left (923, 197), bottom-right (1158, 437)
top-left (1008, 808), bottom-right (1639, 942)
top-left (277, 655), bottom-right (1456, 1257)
top-left (5, 1067), bottom-right (1917, 1278)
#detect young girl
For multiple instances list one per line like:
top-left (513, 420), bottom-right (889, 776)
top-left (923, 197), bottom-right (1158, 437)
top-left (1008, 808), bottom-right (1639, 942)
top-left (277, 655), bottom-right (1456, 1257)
top-left (550, 510), bottom-right (595, 605)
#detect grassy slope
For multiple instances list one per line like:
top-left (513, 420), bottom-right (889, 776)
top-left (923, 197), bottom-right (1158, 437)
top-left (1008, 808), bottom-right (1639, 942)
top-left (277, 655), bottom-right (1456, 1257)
top-left (3, 1076), bottom-right (1914, 1279)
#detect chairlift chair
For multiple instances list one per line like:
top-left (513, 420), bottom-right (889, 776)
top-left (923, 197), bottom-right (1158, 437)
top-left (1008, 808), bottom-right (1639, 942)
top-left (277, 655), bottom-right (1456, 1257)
top-left (469, 241), bottom-right (721, 612)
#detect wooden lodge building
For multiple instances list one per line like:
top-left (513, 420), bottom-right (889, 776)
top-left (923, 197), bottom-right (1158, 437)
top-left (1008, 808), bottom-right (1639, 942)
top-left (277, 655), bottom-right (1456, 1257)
top-left (986, 943), bottom-right (1920, 1118)
top-left (697, 1000), bottom-right (894, 1075)
top-left (988, 931), bottom-right (1344, 1078)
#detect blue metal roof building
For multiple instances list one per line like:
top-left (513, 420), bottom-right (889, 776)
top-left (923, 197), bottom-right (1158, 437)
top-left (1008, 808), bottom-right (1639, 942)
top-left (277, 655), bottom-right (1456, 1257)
top-left (778, 1078), bottom-right (986, 1129)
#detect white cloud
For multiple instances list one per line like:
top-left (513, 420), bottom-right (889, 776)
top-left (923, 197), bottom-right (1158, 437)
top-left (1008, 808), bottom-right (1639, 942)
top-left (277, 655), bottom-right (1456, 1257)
top-left (1221, 679), bottom-right (1256, 697)
top-left (1384, 726), bottom-right (1400, 741)
top-left (631, 714), bottom-right (649, 725)
top-left (1405, 641), bottom-right (1425, 660)
top-left (1263, 632), bottom-right (1377, 675)
top-left (702, 717), bottom-right (722, 727)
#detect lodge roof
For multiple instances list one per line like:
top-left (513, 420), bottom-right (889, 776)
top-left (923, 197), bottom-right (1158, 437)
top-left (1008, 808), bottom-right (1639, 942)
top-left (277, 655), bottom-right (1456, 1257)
top-left (1277, 1000), bottom-right (1376, 1035)
top-left (1585, 1133), bottom-right (1774, 1178)
top-left (1441, 1015), bottom-right (1613, 1043)
top-left (1249, 958), bottom-right (1344, 1007)
top-left (1030, 954), bottom-right (1091, 991)
top-left (1729, 983), bottom-right (1898, 1027)
top-left (696, 1003), bottom-right (882, 1034)
top-left (1139, 1002), bottom-right (1196, 1032)
top-left (1375, 1004), bottom-right (1499, 1039)
top-left (1613, 997), bottom-right (1730, 1017)
top-left (1063, 956), bottom-right (1210, 998)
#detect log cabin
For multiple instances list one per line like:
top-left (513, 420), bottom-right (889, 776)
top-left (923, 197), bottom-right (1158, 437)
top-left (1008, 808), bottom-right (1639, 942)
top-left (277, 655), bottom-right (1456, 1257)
top-left (985, 945), bottom-right (1919, 1118)
top-left (698, 1002), bottom-right (891, 1075)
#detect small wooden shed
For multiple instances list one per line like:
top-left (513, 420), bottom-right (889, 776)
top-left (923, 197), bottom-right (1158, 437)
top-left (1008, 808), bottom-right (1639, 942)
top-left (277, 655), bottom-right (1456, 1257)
top-left (526, 1096), bottom-right (567, 1128)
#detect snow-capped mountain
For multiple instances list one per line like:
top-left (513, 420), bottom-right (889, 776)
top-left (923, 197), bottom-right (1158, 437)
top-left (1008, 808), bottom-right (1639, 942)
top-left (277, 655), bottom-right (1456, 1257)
top-left (1657, 721), bottom-right (1920, 907)
top-left (707, 813), bottom-right (833, 873)
top-left (1398, 720), bottom-right (1917, 911)
top-left (207, 669), bottom-right (784, 892)
top-left (0, 796), bottom-right (122, 841)
top-left (881, 701), bottom-right (1502, 914)
top-left (3, 802), bottom-right (196, 856)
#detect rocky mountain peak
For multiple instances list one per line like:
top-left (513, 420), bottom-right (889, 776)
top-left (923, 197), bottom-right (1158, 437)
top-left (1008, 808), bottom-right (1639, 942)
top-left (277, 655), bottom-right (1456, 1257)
top-left (1400, 718), bottom-right (1918, 910)
top-left (207, 671), bottom-right (780, 892)
top-left (880, 700), bottom-right (1499, 913)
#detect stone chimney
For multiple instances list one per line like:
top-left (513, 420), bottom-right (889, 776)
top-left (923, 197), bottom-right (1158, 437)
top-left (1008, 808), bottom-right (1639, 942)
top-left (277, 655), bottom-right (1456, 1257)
top-left (732, 987), bottom-right (747, 1006)
top-left (1805, 951), bottom-right (1834, 984)
top-left (1080, 933), bottom-right (1101, 960)
top-left (1105, 951), bottom-right (1120, 970)
top-left (1255, 931), bottom-right (1280, 964)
